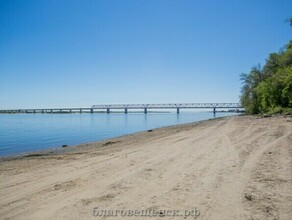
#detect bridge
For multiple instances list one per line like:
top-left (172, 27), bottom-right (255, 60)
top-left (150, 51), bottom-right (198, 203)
top-left (92, 103), bottom-right (242, 114)
top-left (0, 103), bottom-right (243, 114)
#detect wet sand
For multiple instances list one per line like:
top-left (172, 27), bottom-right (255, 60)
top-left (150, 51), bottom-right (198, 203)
top-left (0, 116), bottom-right (291, 219)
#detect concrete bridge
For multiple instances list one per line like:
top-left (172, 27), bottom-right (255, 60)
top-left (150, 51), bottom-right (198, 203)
top-left (0, 103), bottom-right (243, 114)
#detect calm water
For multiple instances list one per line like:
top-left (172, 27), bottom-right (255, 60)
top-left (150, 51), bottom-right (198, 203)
top-left (0, 111), bottom-right (239, 156)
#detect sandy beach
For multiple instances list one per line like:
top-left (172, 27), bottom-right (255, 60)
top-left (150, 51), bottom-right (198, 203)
top-left (0, 116), bottom-right (291, 219)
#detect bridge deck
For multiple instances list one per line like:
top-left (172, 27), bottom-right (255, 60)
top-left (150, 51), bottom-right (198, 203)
top-left (0, 103), bottom-right (243, 114)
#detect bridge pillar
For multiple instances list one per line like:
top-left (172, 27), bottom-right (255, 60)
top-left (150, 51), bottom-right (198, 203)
top-left (107, 108), bottom-right (110, 114)
top-left (144, 108), bottom-right (147, 114)
top-left (80, 108), bottom-right (82, 113)
top-left (33, 110), bottom-right (36, 113)
top-left (70, 109), bottom-right (72, 113)
top-left (50, 109), bottom-right (53, 113)
top-left (213, 107), bottom-right (216, 114)
top-left (177, 108), bottom-right (180, 114)
top-left (125, 108), bottom-right (128, 114)
top-left (42, 110), bottom-right (44, 114)
top-left (90, 108), bottom-right (93, 114)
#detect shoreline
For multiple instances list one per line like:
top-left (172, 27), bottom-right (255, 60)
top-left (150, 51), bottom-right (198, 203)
top-left (0, 115), bottom-right (291, 219)
top-left (0, 115), bottom-right (230, 160)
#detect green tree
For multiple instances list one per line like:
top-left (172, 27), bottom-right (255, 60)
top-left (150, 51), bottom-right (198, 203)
top-left (240, 66), bottom-right (263, 114)
top-left (240, 17), bottom-right (292, 114)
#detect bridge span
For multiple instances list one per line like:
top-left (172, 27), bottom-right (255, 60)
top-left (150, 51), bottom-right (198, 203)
top-left (0, 103), bottom-right (243, 114)
top-left (92, 103), bottom-right (242, 114)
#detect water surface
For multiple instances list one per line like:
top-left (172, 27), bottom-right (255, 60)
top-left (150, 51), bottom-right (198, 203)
top-left (0, 111), bottom-right (239, 156)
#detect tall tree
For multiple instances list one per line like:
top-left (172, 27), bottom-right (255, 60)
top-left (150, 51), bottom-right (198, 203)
top-left (240, 18), bottom-right (292, 114)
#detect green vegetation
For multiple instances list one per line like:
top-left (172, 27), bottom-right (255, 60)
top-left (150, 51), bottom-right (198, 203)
top-left (240, 19), bottom-right (292, 114)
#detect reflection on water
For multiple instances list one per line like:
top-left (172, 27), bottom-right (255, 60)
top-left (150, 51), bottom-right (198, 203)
top-left (0, 111), bottom-right (239, 156)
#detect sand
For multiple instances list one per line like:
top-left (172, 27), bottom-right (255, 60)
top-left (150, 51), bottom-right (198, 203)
top-left (0, 116), bottom-right (291, 220)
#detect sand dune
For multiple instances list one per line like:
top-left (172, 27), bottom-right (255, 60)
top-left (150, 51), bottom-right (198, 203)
top-left (0, 116), bottom-right (291, 219)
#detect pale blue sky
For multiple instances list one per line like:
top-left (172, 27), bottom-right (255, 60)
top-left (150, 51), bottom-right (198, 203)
top-left (0, 0), bottom-right (291, 109)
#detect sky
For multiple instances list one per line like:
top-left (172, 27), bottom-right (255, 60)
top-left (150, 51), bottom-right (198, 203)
top-left (0, 0), bottom-right (291, 109)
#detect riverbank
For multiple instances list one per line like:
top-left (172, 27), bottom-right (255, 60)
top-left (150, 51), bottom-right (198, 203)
top-left (0, 116), bottom-right (291, 219)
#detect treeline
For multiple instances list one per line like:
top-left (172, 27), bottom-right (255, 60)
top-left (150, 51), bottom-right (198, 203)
top-left (240, 19), bottom-right (292, 114)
